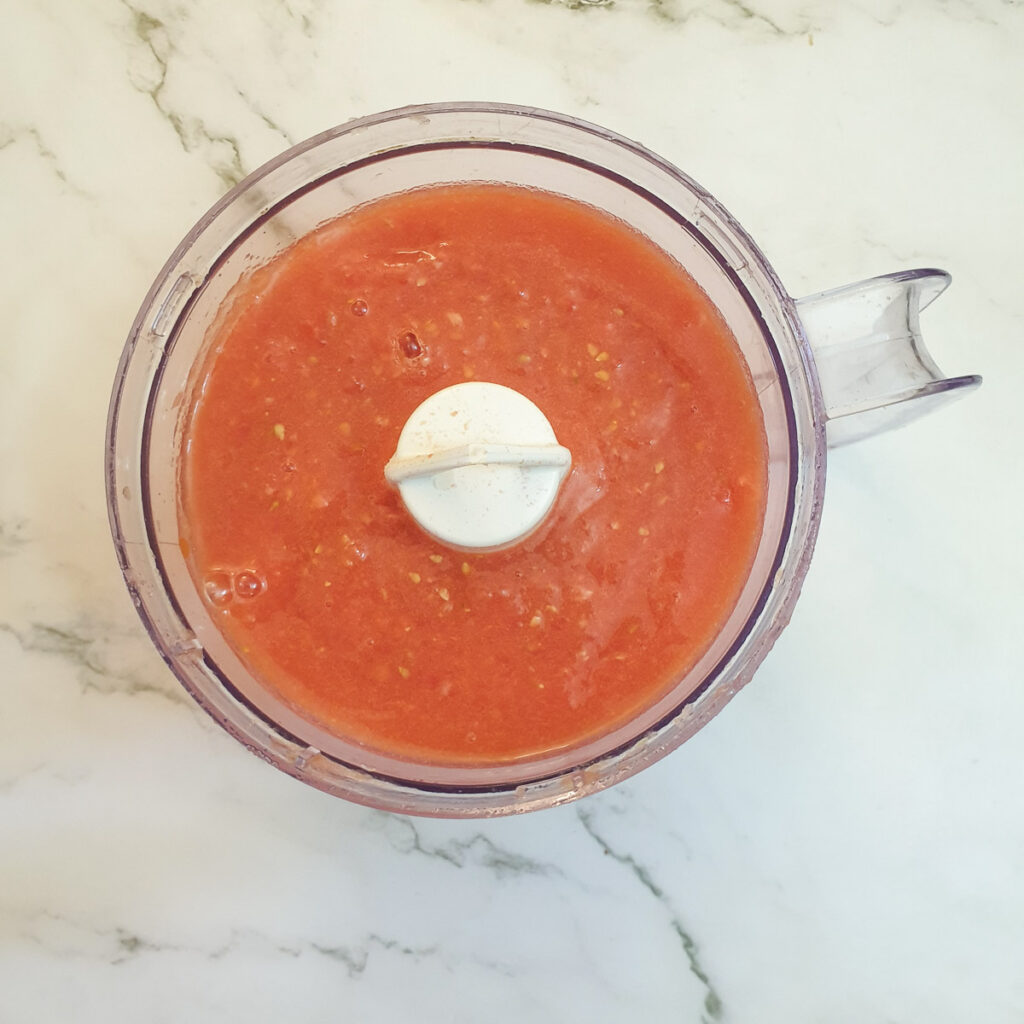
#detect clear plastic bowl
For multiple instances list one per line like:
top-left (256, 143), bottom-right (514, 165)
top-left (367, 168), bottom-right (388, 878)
top-left (108, 102), bottom-right (964, 817)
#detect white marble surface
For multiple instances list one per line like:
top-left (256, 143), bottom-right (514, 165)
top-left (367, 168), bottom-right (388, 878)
top-left (2, 1), bottom-right (1022, 1020)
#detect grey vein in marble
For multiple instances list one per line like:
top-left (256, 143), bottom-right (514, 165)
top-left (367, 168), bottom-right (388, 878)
top-left (717, 0), bottom-right (784, 33)
top-left (278, 0), bottom-right (319, 36)
top-left (0, 124), bottom-right (86, 195)
top-left (0, 519), bottom-right (30, 557)
top-left (381, 814), bottom-right (562, 879)
top-left (577, 806), bottom-right (722, 1022)
top-left (0, 620), bottom-right (187, 706)
top-left (120, 2), bottom-right (247, 189)
top-left (526, 0), bottom-right (615, 10)
top-left (309, 935), bottom-right (440, 979)
top-left (634, 0), bottom-right (812, 34)
top-left (230, 84), bottom-right (296, 148)
top-left (15, 912), bottom-right (438, 978)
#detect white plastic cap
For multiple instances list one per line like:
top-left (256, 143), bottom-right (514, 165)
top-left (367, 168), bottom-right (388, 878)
top-left (385, 382), bottom-right (572, 550)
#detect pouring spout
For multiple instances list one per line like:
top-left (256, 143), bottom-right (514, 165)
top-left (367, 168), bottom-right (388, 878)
top-left (795, 268), bottom-right (981, 447)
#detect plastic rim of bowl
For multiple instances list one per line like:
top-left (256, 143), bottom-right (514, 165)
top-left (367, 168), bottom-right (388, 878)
top-left (105, 102), bottom-right (826, 817)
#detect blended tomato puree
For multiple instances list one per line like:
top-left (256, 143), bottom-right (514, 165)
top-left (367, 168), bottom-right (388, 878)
top-left (181, 184), bottom-right (768, 764)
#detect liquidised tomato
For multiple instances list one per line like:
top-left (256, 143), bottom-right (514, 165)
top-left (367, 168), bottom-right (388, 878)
top-left (182, 184), bottom-right (768, 763)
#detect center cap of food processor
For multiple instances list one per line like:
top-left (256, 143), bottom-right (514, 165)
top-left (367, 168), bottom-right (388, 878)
top-left (385, 381), bottom-right (572, 550)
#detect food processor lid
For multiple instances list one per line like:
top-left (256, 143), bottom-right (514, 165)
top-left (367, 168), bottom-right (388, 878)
top-left (384, 381), bottom-right (571, 550)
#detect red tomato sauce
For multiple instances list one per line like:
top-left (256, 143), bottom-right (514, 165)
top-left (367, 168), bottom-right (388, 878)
top-left (181, 184), bottom-right (768, 764)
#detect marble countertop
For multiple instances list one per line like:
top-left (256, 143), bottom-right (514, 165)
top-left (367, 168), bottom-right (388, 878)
top-left (2, 1), bottom-right (1022, 1020)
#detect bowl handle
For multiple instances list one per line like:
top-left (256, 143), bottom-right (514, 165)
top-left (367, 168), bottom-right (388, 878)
top-left (795, 268), bottom-right (981, 447)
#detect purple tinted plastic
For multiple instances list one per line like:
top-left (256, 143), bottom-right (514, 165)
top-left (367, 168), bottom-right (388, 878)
top-left (106, 103), bottom-right (826, 816)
